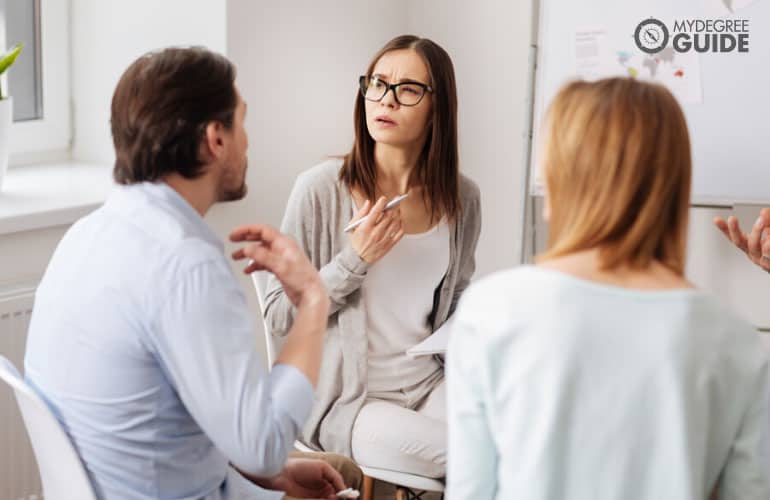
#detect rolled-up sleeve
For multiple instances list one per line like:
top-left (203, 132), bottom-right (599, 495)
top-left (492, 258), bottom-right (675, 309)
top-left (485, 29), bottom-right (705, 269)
top-left (268, 364), bottom-right (314, 433)
top-left (151, 255), bottom-right (314, 477)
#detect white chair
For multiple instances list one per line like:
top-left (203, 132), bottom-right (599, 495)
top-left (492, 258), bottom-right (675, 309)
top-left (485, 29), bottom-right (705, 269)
top-left (251, 270), bottom-right (276, 367)
top-left (250, 272), bottom-right (445, 500)
top-left (0, 356), bottom-right (96, 500)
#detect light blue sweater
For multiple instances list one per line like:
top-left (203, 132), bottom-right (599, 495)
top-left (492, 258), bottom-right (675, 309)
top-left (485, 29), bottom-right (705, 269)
top-left (448, 266), bottom-right (770, 500)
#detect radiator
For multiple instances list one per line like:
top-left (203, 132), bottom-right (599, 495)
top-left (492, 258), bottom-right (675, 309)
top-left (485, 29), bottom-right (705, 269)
top-left (0, 284), bottom-right (43, 500)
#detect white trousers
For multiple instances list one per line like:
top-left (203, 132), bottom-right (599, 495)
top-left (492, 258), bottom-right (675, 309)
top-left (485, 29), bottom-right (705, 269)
top-left (351, 378), bottom-right (446, 479)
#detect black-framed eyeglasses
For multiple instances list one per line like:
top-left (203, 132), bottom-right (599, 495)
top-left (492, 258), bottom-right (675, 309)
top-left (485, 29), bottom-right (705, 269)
top-left (359, 75), bottom-right (432, 107)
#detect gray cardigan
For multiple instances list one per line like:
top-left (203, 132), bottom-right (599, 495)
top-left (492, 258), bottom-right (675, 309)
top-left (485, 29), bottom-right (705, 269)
top-left (263, 159), bottom-right (481, 455)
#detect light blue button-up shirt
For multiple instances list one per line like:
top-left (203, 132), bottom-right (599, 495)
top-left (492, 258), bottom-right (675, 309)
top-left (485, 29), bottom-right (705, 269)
top-left (25, 181), bottom-right (313, 499)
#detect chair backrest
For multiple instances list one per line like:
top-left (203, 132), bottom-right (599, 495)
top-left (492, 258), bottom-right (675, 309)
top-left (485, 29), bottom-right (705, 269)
top-left (251, 271), bottom-right (276, 367)
top-left (0, 356), bottom-right (96, 500)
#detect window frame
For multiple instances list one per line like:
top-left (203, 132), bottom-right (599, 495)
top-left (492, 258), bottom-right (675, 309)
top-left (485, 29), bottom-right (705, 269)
top-left (7, 0), bottom-right (71, 162)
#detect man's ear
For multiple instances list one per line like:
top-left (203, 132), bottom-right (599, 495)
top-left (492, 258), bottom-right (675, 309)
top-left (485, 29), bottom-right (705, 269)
top-left (202, 121), bottom-right (225, 161)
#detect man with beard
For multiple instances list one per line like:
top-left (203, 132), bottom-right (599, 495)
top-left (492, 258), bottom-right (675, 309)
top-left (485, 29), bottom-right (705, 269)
top-left (24, 47), bottom-right (360, 500)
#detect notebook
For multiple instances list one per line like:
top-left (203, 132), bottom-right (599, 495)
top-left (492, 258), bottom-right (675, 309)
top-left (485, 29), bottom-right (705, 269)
top-left (406, 318), bottom-right (453, 357)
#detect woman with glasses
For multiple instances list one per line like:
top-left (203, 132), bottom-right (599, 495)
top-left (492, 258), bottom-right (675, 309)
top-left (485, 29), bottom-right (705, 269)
top-left (447, 78), bottom-right (770, 499)
top-left (263, 35), bottom-right (481, 479)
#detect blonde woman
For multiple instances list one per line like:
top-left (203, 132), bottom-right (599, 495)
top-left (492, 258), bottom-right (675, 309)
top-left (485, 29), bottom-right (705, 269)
top-left (447, 78), bottom-right (770, 499)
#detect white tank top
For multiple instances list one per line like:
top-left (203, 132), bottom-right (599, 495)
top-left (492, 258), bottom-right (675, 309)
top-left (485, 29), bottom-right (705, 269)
top-left (356, 202), bottom-right (450, 394)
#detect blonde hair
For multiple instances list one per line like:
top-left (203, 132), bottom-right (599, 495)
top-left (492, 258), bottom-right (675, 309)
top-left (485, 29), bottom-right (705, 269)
top-left (538, 78), bottom-right (691, 274)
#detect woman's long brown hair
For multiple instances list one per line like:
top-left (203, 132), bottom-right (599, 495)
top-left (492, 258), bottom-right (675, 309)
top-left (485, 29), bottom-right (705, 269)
top-left (339, 35), bottom-right (461, 223)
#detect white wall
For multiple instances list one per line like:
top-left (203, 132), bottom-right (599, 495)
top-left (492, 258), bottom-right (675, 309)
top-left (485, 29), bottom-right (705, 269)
top-left (4, 5), bottom-right (765, 497)
top-left (227, 0), bottom-right (533, 280)
top-left (532, 199), bottom-right (770, 330)
top-left (71, 0), bottom-right (227, 164)
top-left (226, 0), bottom-right (408, 229)
top-left (67, 0), bottom-right (273, 354)
top-left (224, 0), bottom-right (536, 368)
top-left (407, 0), bottom-right (534, 275)
top-left (4, 0), bottom-right (230, 291)
top-left (66, 0), bottom-right (537, 325)
top-left (225, 1), bottom-right (410, 360)
top-left (685, 206), bottom-right (770, 329)
top-left (8, 1), bottom-right (765, 364)
top-left (69, 0), bottom-right (246, 271)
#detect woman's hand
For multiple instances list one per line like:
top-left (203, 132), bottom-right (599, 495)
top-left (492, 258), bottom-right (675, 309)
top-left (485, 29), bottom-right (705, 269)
top-left (349, 196), bottom-right (405, 264)
top-left (714, 208), bottom-right (770, 274)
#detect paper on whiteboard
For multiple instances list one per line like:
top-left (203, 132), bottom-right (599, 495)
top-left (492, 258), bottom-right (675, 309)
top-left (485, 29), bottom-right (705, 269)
top-left (574, 27), bottom-right (703, 104)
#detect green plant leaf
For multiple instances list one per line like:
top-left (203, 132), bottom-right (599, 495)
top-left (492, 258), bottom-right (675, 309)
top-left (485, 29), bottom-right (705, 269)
top-left (0, 43), bottom-right (24, 76)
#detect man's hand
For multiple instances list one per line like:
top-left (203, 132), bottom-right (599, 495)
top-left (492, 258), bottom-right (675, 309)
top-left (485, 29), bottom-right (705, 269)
top-left (230, 224), bottom-right (329, 309)
top-left (714, 208), bottom-right (770, 274)
top-left (267, 458), bottom-right (347, 499)
top-left (231, 223), bottom-right (329, 383)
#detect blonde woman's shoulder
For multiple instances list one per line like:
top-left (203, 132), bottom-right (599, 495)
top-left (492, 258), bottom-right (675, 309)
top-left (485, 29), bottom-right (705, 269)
top-left (456, 266), bottom-right (543, 323)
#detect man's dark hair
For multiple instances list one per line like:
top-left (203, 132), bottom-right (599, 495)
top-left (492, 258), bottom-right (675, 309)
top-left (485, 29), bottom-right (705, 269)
top-left (111, 47), bottom-right (237, 184)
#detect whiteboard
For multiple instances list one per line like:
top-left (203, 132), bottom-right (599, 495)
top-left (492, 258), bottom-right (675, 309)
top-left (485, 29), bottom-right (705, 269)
top-left (530, 0), bottom-right (770, 205)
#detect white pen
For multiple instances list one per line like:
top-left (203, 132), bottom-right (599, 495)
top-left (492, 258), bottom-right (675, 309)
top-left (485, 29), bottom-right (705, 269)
top-left (344, 194), bottom-right (408, 233)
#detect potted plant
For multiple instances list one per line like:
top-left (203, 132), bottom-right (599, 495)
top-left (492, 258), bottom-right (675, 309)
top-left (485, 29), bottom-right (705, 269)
top-left (0, 43), bottom-right (24, 191)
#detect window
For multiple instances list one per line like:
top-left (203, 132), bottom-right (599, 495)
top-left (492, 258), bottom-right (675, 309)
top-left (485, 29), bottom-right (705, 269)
top-left (1, 0), bottom-right (70, 160)
top-left (5, 0), bottom-right (43, 121)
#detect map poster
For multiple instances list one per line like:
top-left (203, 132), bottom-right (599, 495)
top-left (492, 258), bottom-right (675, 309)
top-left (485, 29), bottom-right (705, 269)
top-left (574, 27), bottom-right (704, 104)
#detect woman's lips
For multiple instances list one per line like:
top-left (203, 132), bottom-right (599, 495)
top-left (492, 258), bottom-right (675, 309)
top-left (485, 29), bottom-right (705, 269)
top-left (375, 115), bottom-right (397, 127)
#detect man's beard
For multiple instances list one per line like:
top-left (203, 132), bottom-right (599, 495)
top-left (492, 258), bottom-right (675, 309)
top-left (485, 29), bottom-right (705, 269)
top-left (219, 181), bottom-right (248, 202)
top-left (218, 159), bottom-right (248, 202)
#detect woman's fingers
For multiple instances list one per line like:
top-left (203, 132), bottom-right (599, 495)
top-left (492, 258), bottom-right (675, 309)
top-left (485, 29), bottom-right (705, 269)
top-left (369, 211), bottom-right (393, 242)
top-left (763, 230), bottom-right (770, 256)
top-left (383, 216), bottom-right (400, 240)
top-left (714, 217), bottom-right (730, 239)
top-left (361, 197), bottom-right (387, 231)
top-left (351, 199), bottom-right (371, 223)
top-left (726, 216), bottom-right (749, 253)
top-left (747, 215), bottom-right (767, 261)
top-left (716, 211), bottom-right (770, 274)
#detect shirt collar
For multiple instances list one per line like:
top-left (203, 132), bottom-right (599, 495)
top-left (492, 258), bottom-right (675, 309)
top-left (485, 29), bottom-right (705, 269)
top-left (138, 181), bottom-right (224, 252)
